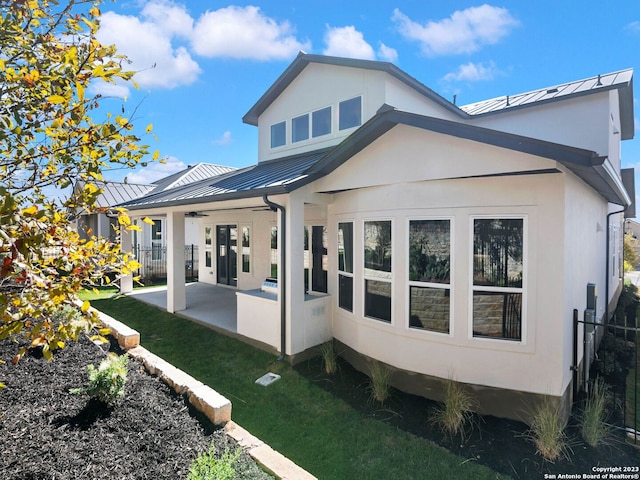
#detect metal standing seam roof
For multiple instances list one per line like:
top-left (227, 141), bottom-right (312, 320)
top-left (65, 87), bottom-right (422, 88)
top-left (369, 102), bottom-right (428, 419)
top-left (460, 69), bottom-right (634, 139)
top-left (120, 148), bottom-right (332, 209)
top-left (81, 181), bottom-right (156, 208)
top-left (152, 163), bottom-right (237, 191)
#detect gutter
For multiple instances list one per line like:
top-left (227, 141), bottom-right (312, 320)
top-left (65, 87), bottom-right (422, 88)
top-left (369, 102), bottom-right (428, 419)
top-left (263, 194), bottom-right (287, 361)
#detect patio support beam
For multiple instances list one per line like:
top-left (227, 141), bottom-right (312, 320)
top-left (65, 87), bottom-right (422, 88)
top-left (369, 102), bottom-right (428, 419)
top-left (285, 193), bottom-right (306, 355)
top-left (120, 223), bottom-right (133, 294)
top-left (167, 211), bottom-right (186, 313)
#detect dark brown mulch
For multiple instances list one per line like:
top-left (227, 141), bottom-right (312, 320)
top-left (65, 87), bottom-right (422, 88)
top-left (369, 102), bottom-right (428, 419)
top-left (295, 356), bottom-right (640, 480)
top-left (0, 334), bottom-right (273, 480)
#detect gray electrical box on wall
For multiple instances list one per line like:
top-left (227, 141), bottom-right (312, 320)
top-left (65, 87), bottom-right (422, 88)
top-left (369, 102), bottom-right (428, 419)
top-left (586, 283), bottom-right (597, 311)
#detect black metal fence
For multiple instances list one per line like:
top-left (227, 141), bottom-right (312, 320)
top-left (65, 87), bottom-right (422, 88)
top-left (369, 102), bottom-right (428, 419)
top-left (132, 245), bottom-right (199, 283)
top-left (573, 299), bottom-right (639, 445)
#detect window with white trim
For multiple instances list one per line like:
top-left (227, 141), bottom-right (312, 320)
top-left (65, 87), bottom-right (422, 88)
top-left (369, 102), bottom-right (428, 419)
top-left (339, 96), bottom-right (362, 130)
top-left (408, 219), bottom-right (451, 333)
top-left (338, 222), bottom-right (354, 311)
top-left (364, 220), bottom-right (392, 323)
top-left (472, 218), bottom-right (524, 341)
top-left (292, 114), bottom-right (309, 143)
top-left (270, 121), bottom-right (286, 148)
top-left (241, 226), bottom-right (251, 273)
top-left (312, 106), bottom-right (331, 138)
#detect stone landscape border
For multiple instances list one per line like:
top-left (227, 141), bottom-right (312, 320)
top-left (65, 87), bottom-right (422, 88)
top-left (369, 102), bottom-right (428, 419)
top-left (93, 307), bottom-right (316, 480)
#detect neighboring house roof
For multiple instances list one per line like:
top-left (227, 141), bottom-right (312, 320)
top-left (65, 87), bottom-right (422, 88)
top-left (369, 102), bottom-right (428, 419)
top-left (121, 106), bottom-right (632, 210)
top-left (151, 163), bottom-right (237, 192)
top-left (83, 181), bottom-right (156, 208)
top-left (460, 69), bottom-right (635, 140)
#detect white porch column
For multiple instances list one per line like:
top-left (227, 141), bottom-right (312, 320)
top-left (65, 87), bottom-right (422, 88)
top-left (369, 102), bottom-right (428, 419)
top-left (119, 222), bottom-right (133, 294)
top-left (167, 211), bottom-right (186, 313)
top-left (285, 194), bottom-right (305, 355)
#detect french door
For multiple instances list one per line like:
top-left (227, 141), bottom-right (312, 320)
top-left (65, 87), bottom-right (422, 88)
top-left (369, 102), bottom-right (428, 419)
top-left (216, 225), bottom-right (237, 287)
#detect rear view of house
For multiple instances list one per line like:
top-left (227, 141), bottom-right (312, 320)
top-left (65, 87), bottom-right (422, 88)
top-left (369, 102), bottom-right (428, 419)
top-left (119, 54), bottom-right (635, 423)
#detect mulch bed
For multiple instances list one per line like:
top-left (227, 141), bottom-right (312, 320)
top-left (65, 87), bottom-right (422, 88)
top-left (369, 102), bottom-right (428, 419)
top-left (295, 356), bottom-right (640, 480)
top-left (0, 334), bottom-right (273, 480)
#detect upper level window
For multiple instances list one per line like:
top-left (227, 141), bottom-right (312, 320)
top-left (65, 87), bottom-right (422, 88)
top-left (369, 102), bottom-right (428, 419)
top-left (339, 96), bottom-right (362, 130)
top-left (472, 218), bottom-right (524, 341)
top-left (271, 121), bottom-right (286, 148)
top-left (312, 106), bottom-right (332, 138)
top-left (292, 114), bottom-right (309, 143)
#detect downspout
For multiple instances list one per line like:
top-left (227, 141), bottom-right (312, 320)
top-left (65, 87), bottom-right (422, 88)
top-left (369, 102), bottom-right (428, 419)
top-left (263, 194), bottom-right (287, 361)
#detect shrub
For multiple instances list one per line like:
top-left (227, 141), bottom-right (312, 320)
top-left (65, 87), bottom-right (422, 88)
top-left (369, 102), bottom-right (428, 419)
top-left (368, 361), bottom-right (392, 404)
top-left (187, 444), bottom-right (241, 480)
top-left (319, 341), bottom-right (338, 375)
top-left (70, 353), bottom-right (128, 405)
top-left (527, 397), bottom-right (568, 462)
top-left (581, 378), bottom-right (612, 447)
top-left (431, 378), bottom-right (475, 441)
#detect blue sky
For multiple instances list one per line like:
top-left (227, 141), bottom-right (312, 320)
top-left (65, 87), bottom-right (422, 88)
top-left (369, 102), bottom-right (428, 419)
top-left (93, 0), bottom-right (640, 191)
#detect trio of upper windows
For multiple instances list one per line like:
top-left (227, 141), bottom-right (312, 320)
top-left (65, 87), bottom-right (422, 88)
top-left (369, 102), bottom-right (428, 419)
top-left (270, 96), bottom-right (362, 149)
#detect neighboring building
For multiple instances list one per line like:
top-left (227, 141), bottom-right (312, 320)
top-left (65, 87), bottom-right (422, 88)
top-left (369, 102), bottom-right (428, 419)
top-left (119, 54), bottom-right (635, 424)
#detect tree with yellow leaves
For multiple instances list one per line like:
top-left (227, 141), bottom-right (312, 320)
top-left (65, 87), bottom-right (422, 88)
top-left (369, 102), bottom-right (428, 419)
top-left (0, 0), bottom-right (157, 376)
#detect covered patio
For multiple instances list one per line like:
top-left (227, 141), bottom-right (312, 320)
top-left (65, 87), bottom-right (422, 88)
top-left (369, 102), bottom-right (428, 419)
top-left (127, 283), bottom-right (238, 334)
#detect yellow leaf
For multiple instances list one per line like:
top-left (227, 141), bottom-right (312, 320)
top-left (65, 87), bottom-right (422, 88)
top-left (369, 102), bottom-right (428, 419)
top-left (81, 300), bottom-right (90, 313)
top-left (90, 335), bottom-right (108, 344)
top-left (145, 123), bottom-right (153, 133)
top-left (142, 217), bottom-right (155, 225)
top-left (118, 215), bottom-right (131, 226)
top-left (47, 95), bottom-right (66, 104)
top-left (22, 205), bottom-right (38, 215)
top-left (127, 224), bottom-right (142, 232)
top-left (98, 328), bottom-right (111, 336)
top-left (152, 150), bottom-right (160, 161)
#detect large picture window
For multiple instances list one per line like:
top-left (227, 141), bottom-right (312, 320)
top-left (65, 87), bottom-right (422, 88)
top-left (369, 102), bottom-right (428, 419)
top-left (338, 222), bottom-right (354, 311)
top-left (364, 220), bottom-right (392, 323)
top-left (472, 218), bottom-right (524, 340)
top-left (408, 219), bottom-right (451, 333)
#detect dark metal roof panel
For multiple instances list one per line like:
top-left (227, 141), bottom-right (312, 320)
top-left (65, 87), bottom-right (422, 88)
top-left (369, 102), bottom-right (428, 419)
top-left (152, 163), bottom-right (237, 191)
top-left (121, 149), bottom-right (330, 209)
top-left (80, 181), bottom-right (155, 208)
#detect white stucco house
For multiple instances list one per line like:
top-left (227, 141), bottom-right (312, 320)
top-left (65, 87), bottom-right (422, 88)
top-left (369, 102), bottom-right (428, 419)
top-left (119, 54), bottom-right (635, 423)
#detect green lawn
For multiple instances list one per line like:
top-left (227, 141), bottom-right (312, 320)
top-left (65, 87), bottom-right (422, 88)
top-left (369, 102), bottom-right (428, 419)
top-left (82, 291), bottom-right (505, 480)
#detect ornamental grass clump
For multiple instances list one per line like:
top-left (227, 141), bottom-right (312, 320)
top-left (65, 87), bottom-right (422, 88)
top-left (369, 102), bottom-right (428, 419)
top-left (581, 378), bottom-right (612, 447)
top-left (70, 352), bottom-right (128, 405)
top-left (527, 397), bottom-right (569, 462)
top-left (431, 378), bottom-right (475, 441)
top-left (187, 444), bottom-right (241, 480)
top-left (368, 361), bottom-right (392, 404)
top-left (319, 341), bottom-right (338, 375)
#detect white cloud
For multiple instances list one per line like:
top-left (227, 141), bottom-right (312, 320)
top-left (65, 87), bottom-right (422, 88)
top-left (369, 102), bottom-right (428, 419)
top-left (213, 131), bottom-right (233, 146)
top-left (96, 2), bottom-right (201, 92)
top-left (323, 25), bottom-right (375, 60)
top-left (88, 81), bottom-right (130, 99)
top-left (191, 6), bottom-right (310, 60)
top-left (392, 5), bottom-right (519, 56)
top-left (377, 43), bottom-right (398, 63)
top-left (443, 61), bottom-right (497, 82)
top-left (625, 21), bottom-right (640, 33)
top-left (125, 156), bottom-right (187, 184)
